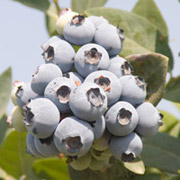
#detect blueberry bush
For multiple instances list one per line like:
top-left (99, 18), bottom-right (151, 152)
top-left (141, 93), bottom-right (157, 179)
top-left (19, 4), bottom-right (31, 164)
top-left (0, 0), bottom-right (180, 180)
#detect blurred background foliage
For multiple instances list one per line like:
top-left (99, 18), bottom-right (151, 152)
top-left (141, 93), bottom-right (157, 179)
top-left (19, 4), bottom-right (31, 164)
top-left (0, 0), bottom-right (180, 179)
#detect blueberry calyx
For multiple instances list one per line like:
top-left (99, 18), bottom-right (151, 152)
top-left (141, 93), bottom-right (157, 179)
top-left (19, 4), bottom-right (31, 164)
top-left (56, 85), bottom-right (71, 104)
top-left (117, 108), bottom-right (132, 126)
top-left (87, 88), bottom-right (105, 107)
top-left (159, 113), bottom-right (164, 120)
top-left (94, 75), bottom-right (111, 92)
top-left (117, 27), bottom-right (124, 41)
top-left (121, 152), bottom-right (135, 162)
top-left (42, 46), bottom-right (54, 61)
top-left (84, 48), bottom-right (102, 65)
top-left (63, 136), bottom-right (83, 153)
top-left (71, 15), bottom-right (85, 25)
top-left (121, 62), bottom-right (133, 75)
top-left (63, 72), bottom-right (70, 78)
top-left (23, 106), bottom-right (34, 126)
top-left (89, 121), bottom-right (96, 128)
top-left (135, 76), bottom-right (146, 90)
top-left (66, 156), bottom-right (78, 164)
top-left (16, 86), bottom-right (23, 98)
top-left (39, 134), bottom-right (54, 145)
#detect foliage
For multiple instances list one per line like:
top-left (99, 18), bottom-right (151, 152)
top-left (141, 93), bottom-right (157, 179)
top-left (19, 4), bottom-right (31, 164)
top-left (1, 0), bottom-right (180, 180)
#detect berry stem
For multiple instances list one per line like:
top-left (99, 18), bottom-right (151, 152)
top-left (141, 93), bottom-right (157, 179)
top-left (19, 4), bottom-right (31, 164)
top-left (53, 0), bottom-right (61, 13)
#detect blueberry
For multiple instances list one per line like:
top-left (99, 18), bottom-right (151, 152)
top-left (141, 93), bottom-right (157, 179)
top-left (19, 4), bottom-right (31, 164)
top-left (108, 56), bottom-right (133, 78)
top-left (110, 132), bottom-right (143, 162)
top-left (91, 116), bottom-right (106, 141)
top-left (74, 43), bottom-right (110, 77)
top-left (11, 106), bottom-right (26, 132)
top-left (26, 133), bottom-right (43, 157)
top-left (56, 8), bottom-right (78, 35)
top-left (31, 64), bottom-right (62, 96)
top-left (11, 81), bottom-right (25, 106)
top-left (41, 36), bottom-right (62, 51)
top-left (44, 77), bottom-right (76, 113)
top-left (135, 102), bottom-right (163, 137)
top-left (42, 39), bottom-right (75, 73)
top-left (88, 16), bottom-right (108, 28)
top-left (69, 82), bottom-right (108, 121)
top-left (69, 152), bottom-right (92, 170)
top-left (63, 15), bottom-right (95, 46)
top-left (92, 130), bottom-right (112, 151)
top-left (16, 82), bottom-right (38, 109)
top-left (119, 75), bottom-right (147, 106)
top-left (23, 98), bottom-right (60, 139)
top-left (54, 116), bottom-right (94, 157)
top-left (34, 136), bottom-right (60, 157)
top-left (105, 101), bottom-right (139, 136)
top-left (63, 71), bottom-right (84, 86)
top-left (84, 70), bottom-right (122, 106)
top-left (94, 24), bottom-right (124, 57)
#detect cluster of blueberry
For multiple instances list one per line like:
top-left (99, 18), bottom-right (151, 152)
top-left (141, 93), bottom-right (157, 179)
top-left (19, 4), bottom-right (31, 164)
top-left (9, 8), bottom-right (164, 171)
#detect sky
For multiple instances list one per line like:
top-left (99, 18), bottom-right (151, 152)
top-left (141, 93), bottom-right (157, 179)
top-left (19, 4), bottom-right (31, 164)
top-left (0, 0), bottom-right (180, 118)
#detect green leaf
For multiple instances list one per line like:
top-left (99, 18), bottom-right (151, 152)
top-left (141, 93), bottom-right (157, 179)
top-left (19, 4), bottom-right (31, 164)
top-left (33, 158), bottom-right (69, 180)
top-left (0, 115), bottom-right (9, 147)
top-left (85, 7), bottom-right (173, 71)
top-left (132, 0), bottom-right (168, 37)
top-left (12, 0), bottom-right (50, 12)
top-left (142, 133), bottom-right (180, 174)
top-left (0, 131), bottom-right (39, 180)
top-left (45, 5), bottom-right (59, 37)
top-left (123, 158), bottom-right (145, 175)
top-left (125, 53), bottom-right (168, 106)
top-left (159, 111), bottom-right (180, 137)
top-left (72, 0), bottom-right (107, 13)
top-left (164, 76), bottom-right (180, 103)
top-left (0, 67), bottom-right (12, 119)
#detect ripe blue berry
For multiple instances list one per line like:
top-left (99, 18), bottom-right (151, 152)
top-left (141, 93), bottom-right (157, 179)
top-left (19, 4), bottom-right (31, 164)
top-left (41, 36), bottom-right (62, 51)
top-left (119, 75), bottom-right (146, 106)
top-left (84, 70), bottom-right (122, 106)
top-left (94, 24), bottom-right (124, 57)
top-left (88, 16), bottom-right (108, 28)
top-left (31, 64), bottom-right (62, 95)
top-left (110, 132), bottom-right (143, 162)
top-left (23, 98), bottom-right (60, 139)
top-left (135, 102), bottom-right (163, 137)
top-left (44, 77), bottom-right (76, 113)
top-left (54, 116), bottom-right (94, 157)
top-left (108, 56), bottom-right (133, 78)
top-left (63, 15), bottom-right (95, 46)
top-left (105, 101), bottom-right (138, 136)
top-left (42, 39), bottom-right (75, 73)
top-left (69, 82), bottom-right (108, 121)
top-left (74, 43), bottom-right (110, 77)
